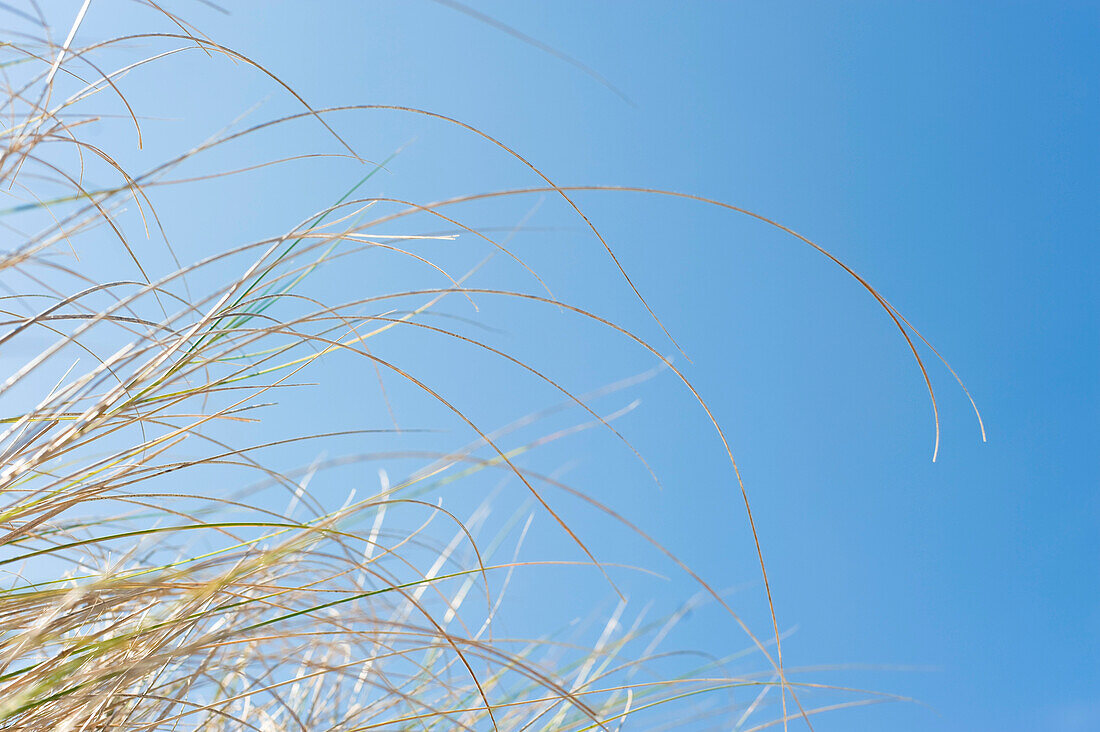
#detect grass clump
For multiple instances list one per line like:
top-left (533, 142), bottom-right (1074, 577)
top-left (0, 3), bottom-right (978, 730)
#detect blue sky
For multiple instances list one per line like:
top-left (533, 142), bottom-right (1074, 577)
top-left (33, 1), bottom-right (1100, 729)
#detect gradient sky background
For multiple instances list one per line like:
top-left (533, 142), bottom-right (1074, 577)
top-left (31, 1), bottom-right (1100, 730)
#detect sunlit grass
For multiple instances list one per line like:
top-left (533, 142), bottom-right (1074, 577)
top-left (0, 3), bottom-right (977, 729)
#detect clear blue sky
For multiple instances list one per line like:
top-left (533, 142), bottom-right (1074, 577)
top-left (59, 1), bottom-right (1100, 729)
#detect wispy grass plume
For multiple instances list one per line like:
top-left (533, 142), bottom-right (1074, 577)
top-left (0, 3), bottom-right (977, 730)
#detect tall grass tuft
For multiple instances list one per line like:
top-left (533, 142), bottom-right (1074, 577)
top-left (0, 3), bottom-right (978, 730)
